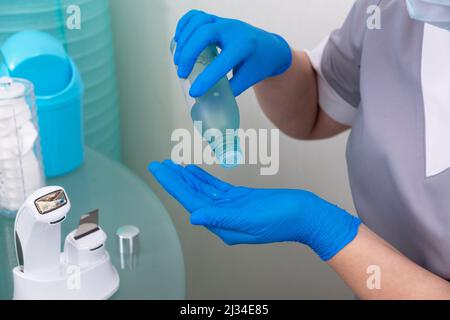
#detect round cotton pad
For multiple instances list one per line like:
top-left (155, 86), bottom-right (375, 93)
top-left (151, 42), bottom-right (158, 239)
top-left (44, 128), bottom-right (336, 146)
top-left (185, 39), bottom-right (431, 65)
top-left (0, 121), bottom-right (38, 159)
top-left (0, 107), bottom-right (32, 137)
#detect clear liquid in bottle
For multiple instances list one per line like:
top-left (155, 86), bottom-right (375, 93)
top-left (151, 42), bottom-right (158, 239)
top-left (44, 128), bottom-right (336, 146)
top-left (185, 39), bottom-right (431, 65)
top-left (171, 40), bottom-right (243, 168)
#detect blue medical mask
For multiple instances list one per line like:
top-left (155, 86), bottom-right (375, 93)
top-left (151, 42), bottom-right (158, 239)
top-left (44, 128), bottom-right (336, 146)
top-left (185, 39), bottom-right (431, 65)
top-left (406, 0), bottom-right (450, 31)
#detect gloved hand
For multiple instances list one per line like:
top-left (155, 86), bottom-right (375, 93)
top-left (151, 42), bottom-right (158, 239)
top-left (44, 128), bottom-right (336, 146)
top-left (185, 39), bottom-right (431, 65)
top-left (173, 10), bottom-right (292, 97)
top-left (148, 160), bottom-right (361, 261)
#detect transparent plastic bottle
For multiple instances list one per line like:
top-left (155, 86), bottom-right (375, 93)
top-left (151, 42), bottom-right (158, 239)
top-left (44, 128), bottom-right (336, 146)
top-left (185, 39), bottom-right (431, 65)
top-left (170, 40), bottom-right (243, 168)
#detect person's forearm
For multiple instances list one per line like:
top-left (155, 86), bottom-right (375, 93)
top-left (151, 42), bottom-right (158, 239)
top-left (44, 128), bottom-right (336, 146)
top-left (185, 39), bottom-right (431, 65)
top-left (328, 225), bottom-right (450, 300)
top-left (254, 50), bottom-right (347, 140)
top-left (254, 50), bottom-right (317, 139)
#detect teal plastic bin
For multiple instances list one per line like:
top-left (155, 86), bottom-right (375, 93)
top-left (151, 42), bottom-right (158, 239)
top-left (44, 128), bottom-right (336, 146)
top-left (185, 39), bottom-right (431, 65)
top-left (0, 0), bottom-right (121, 161)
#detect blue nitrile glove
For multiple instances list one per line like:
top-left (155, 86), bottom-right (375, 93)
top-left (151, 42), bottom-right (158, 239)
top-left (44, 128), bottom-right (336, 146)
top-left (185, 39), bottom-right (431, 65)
top-left (148, 160), bottom-right (361, 261)
top-left (173, 10), bottom-right (292, 97)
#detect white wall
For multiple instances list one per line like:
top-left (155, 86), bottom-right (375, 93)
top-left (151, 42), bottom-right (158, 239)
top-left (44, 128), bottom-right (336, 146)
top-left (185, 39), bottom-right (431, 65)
top-left (110, 0), bottom-right (356, 299)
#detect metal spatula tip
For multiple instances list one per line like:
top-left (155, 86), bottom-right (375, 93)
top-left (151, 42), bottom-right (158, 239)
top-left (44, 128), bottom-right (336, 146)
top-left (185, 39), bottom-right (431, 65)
top-left (74, 209), bottom-right (100, 240)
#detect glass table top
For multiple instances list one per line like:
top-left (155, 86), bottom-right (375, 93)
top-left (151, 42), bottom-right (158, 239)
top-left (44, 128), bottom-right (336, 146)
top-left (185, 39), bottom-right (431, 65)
top-left (0, 147), bottom-right (185, 300)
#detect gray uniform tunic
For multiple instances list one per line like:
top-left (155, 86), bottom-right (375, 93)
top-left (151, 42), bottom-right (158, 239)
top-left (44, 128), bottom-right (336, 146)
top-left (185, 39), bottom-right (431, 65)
top-left (307, 0), bottom-right (450, 278)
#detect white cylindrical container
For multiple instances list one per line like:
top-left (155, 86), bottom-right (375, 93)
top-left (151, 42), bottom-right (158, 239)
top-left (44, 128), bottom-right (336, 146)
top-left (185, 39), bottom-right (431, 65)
top-left (0, 77), bottom-right (45, 216)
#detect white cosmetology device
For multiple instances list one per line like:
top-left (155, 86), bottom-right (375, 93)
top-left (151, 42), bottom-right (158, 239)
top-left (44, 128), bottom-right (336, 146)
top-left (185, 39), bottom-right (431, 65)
top-left (14, 186), bottom-right (69, 278)
top-left (13, 186), bottom-right (120, 300)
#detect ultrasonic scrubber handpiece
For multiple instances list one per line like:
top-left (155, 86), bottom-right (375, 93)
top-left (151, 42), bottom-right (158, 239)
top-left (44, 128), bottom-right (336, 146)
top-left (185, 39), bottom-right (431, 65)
top-left (14, 186), bottom-right (70, 279)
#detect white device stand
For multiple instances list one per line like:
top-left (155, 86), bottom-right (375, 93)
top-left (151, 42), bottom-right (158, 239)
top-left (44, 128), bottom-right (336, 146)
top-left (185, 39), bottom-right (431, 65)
top-left (13, 227), bottom-right (120, 300)
top-left (12, 186), bottom-right (119, 300)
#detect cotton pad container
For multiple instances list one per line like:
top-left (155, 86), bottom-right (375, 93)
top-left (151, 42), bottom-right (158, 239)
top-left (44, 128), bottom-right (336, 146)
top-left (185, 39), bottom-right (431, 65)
top-left (0, 77), bottom-right (45, 216)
